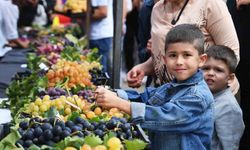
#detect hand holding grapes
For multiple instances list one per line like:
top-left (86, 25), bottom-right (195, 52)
top-left (95, 86), bottom-right (131, 114)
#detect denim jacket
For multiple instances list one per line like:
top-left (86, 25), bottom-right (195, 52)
top-left (117, 70), bottom-right (214, 150)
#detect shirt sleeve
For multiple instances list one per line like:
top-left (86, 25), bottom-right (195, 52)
top-left (206, 0), bottom-right (240, 63)
top-left (91, 0), bottom-right (108, 7)
top-left (214, 103), bottom-right (245, 150)
top-left (132, 95), bottom-right (209, 133)
top-left (2, 4), bottom-right (19, 40)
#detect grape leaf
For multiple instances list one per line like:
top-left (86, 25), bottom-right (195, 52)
top-left (65, 34), bottom-right (78, 44)
top-left (44, 106), bottom-right (58, 118)
top-left (67, 111), bottom-right (80, 121)
top-left (0, 127), bottom-right (22, 150)
top-left (124, 139), bottom-right (148, 150)
top-left (84, 135), bottom-right (103, 147)
top-left (54, 136), bottom-right (84, 150)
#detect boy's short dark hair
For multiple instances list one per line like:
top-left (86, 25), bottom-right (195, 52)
top-left (165, 24), bottom-right (205, 54)
top-left (206, 45), bottom-right (237, 73)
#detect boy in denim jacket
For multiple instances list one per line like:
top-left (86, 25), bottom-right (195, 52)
top-left (202, 45), bottom-right (245, 150)
top-left (95, 24), bottom-right (214, 150)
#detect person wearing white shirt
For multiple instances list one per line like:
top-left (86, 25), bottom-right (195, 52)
top-left (0, 0), bottom-right (29, 58)
top-left (89, 0), bottom-right (113, 74)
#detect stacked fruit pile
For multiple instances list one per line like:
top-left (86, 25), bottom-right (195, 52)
top-left (46, 59), bottom-right (93, 88)
top-left (0, 25), bottom-right (148, 150)
top-left (63, 0), bottom-right (87, 13)
top-left (16, 116), bottom-right (142, 149)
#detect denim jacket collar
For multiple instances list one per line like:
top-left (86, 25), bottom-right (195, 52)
top-left (170, 69), bottom-right (203, 88)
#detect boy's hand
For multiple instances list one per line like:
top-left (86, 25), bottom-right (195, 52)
top-left (95, 86), bottom-right (131, 114)
top-left (95, 86), bottom-right (121, 108)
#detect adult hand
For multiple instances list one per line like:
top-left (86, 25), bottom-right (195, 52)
top-left (236, 0), bottom-right (250, 9)
top-left (127, 65), bottom-right (145, 88)
top-left (146, 39), bottom-right (152, 53)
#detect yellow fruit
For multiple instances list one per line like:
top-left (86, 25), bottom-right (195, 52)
top-left (86, 111), bottom-right (96, 119)
top-left (107, 137), bottom-right (122, 150)
top-left (43, 95), bottom-right (50, 101)
top-left (35, 98), bottom-right (42, 106)
top-left (94, 107), bottom-right (102, 115)
top-left (80, 114), bottom-right (87, 119)
top-left (32, 105), bottom-right (39, 112)
top-left (113, 113), bottom-right (124, 118)
top-left (81, 144), bottom-right (92, 150)
top-left (32, 112), bottom-right (39, 117)
top-left (65, 107), bottom-right (72, 115)
top-left (40, 104), bottom-right (48, 112)
top-left (64, 147), bottom-right (77, 150)
top-left (93, 145), bottom-right (107, 150)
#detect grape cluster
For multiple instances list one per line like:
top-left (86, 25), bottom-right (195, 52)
top-left (16, 117), bottom-right (92, 149)
top-left (16, 116), bottom-right (140, 149)
top-left (77, 89), bottom-right (95, 103)
top-left (38, 87), bottom-right (67, 99)
top-left (89, 68), bottom-right (109, 86)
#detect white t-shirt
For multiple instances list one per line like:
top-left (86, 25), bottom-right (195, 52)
top-left (32, 4), bottom-right (48, 26)
top-left (0, 0), bottom-right (19, 57)
top-left (90, 0), bottom-right (113, 40)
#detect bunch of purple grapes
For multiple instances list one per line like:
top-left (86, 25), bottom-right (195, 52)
top-left (77, 89), bottom-right (95, 103)
top-left (38, 88), bottom-right (67, 99)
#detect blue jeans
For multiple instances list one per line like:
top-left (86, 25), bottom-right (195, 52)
top-left (89, 38), bottom-right (112, 73)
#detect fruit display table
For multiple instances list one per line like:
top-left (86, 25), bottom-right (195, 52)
top-left (0, 25), bottom-right (148, 150)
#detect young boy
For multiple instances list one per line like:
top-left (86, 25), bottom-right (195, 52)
top-left (202, 45), bottom-right (245, 150)
top-left (95, 24), bottom-right (214, 150)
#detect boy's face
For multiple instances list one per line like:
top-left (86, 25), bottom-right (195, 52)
top-left (163, 42), bottom-right (207, 82)
top-left (202, 57), bottom-right (234, 93)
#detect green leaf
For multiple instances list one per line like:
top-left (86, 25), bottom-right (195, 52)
top-left (84, 135), bottom-right (103, 147)
top-left (65, 34), bottom-right (78, 44)
top-left (28, 144), bottom-right (40, 150)
top-left (0, 127), bottom-right (22, 150)
top-left (55, 136), bottom-right (84, 150)
top-left (124, 139), bottom-right (148, 150)
top-left (77, 36), bottom-right (88, 49)
top-left (44, 107), bottom-right (58, 118)
top-left (67, 111), bottom-right (80, 121)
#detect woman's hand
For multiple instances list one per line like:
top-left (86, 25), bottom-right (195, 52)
top-left (146, 39), bottom-right (152, 53)
top-left (127, 65), bottom-right (145, 88)
top-left (236, 0), bottom-right (250, 9)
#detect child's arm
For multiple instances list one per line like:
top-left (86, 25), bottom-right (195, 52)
top-left (133, 94), bottom-right (213, 133)
top-left (95, 87), bottom-right (131, 114)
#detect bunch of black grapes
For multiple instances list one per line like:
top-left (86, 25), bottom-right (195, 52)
top-left (16, 117), bottom-right (91, 149)
top-left (16, 116), bottom-right (141, 149)
top-left (89, 68), bottom-right (109, 86)
top-left (38, 87), bottom-right (67, 99)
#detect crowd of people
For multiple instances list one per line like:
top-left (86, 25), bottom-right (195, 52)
top-left (0, 0), bottom-right (250, 149)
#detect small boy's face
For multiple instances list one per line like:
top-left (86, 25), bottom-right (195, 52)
top-left (202, 57), bottom-right (234, 93)
top-left (163, 42), bottom-right (207, 82)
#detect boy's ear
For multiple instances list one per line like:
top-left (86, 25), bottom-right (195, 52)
top-left (227, 73), bottom-right (235, 85)
top-left (198, 54), bottom-right (207, 68)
